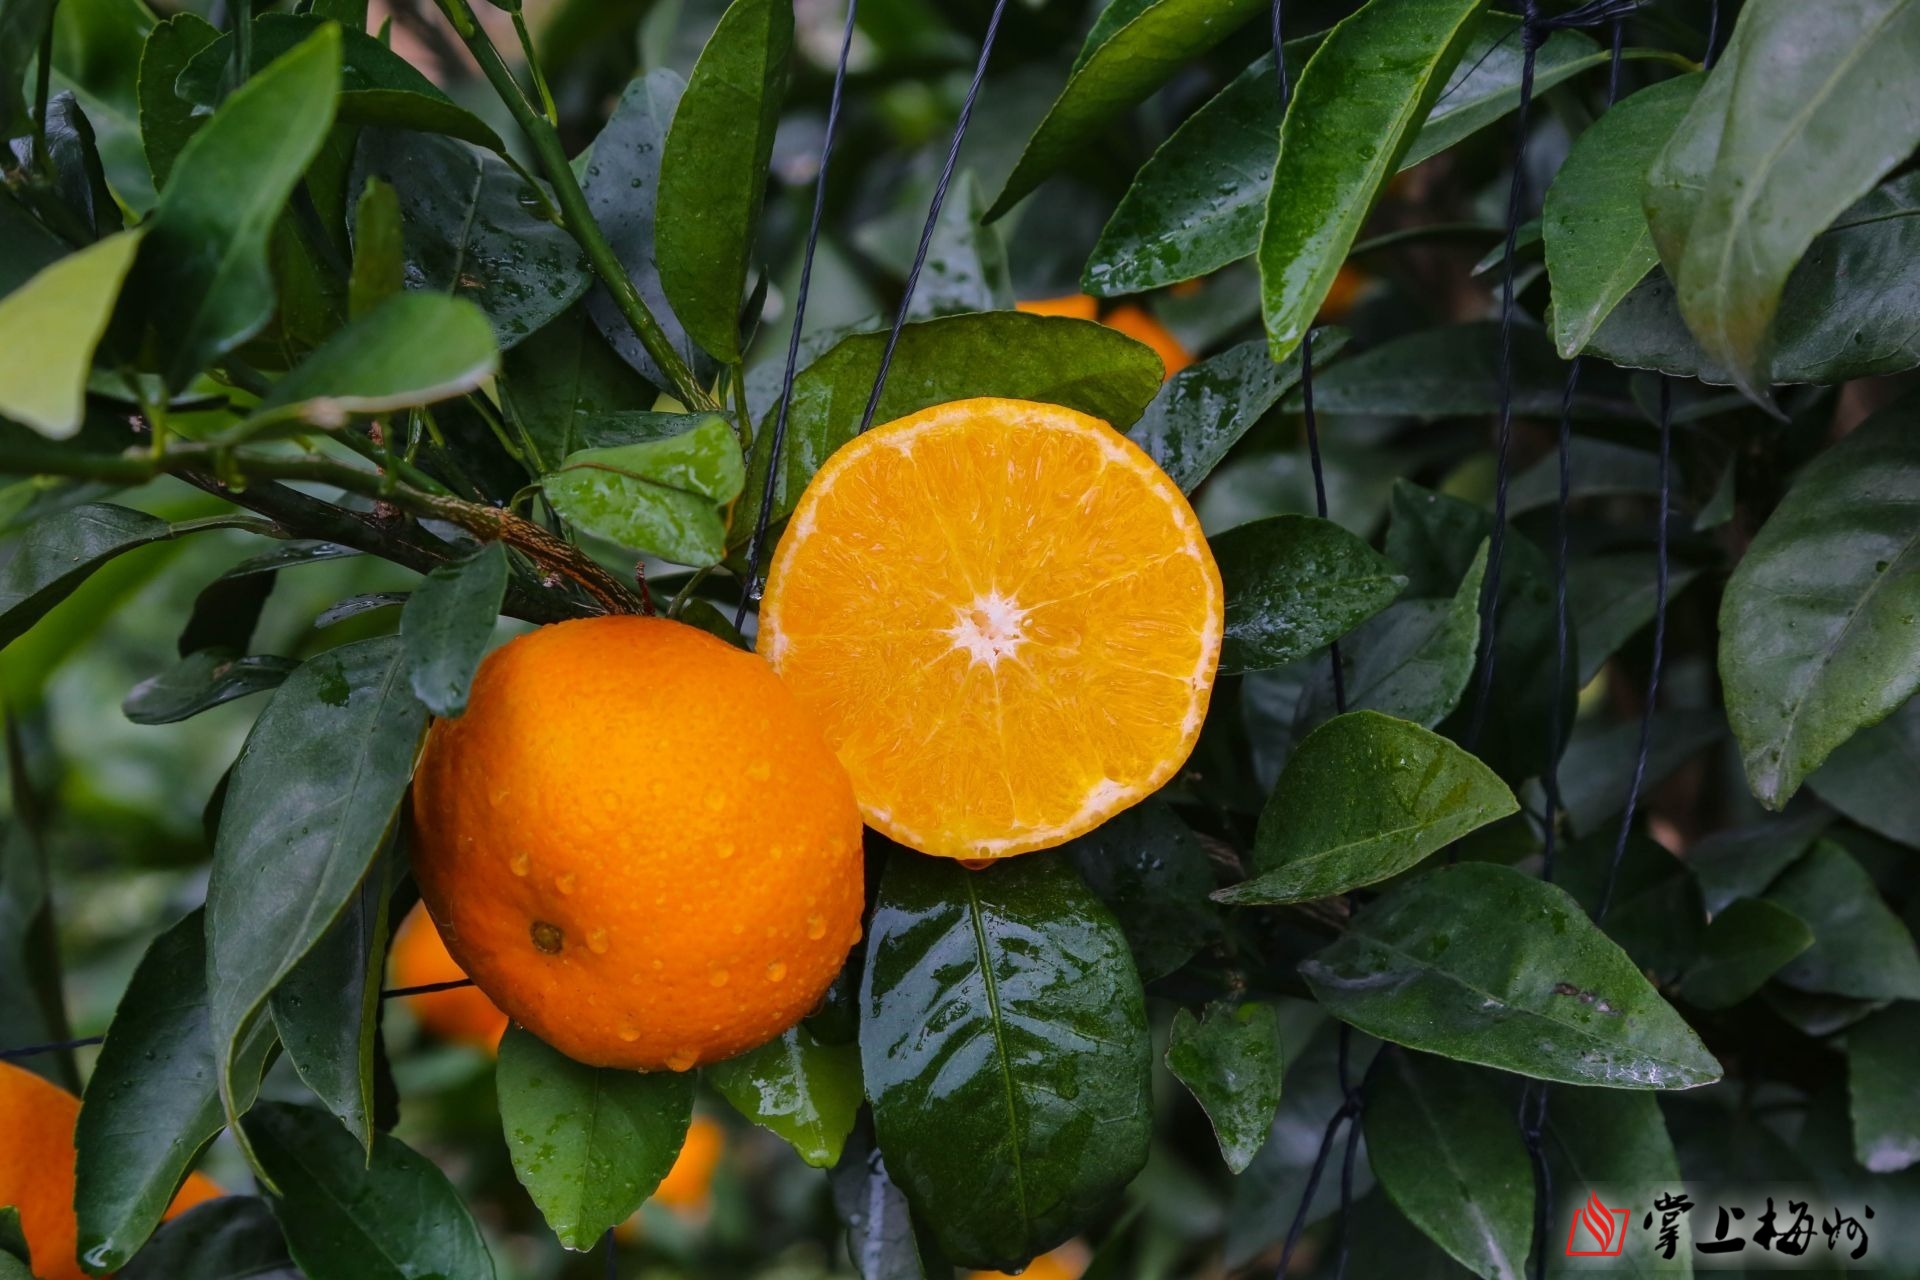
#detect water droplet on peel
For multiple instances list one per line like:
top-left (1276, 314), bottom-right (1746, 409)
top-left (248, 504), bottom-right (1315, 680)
top-left (555, 872), bottom-right (577, 894)
top-left (766, 961), bottom-right (787, 982)
top-left (666, 1048), bottom-right (698, 1071)
top-left (807, 915), bottom-right (827, 941)
top-left (587, 928), bottom-right (609, 954)
top-left (618, 1026), bottom-right (640, 1042)
top-left (509, 852), bottom-right (530, 877)
top-left (709, 968), bottom-right (730, 987)
top-left (651, 959), bottom-right (664, 971)
top-left (704, 790), bottom-right (726, 812)
top-left (747, 760), bottom-right (771, 781)
top-left (716, 841), bottom-right (734, 859)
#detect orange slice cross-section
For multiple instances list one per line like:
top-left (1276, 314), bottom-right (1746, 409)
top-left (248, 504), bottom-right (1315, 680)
top-left (759, 397), bottom-right (1223, 861)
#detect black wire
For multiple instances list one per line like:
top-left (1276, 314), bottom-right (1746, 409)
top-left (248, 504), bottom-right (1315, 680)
top-left (0, 1034), bottom-right (103, 1062)
top-left (1703, 0), bottom-right (1721, 68)
top-left (1333, 1097), bottom-right (1363, 1280)
top-left (1597, 376), bottom-right (1672, 923)
top-left (735, 0), bottom-right (860, 626)
top-left (855, 0), bottom-right (1011, 437)
top-left (1271, 1102), bottom-right (1352, 1278)
top-left (605, 1227), bottom-right (617, 1279)
top-left (1521, 1080), bottom-right (1554, 1280)
top-left (380, 978), bottom-right (477, 999)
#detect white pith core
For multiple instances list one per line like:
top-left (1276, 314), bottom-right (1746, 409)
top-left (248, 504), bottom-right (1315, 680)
top-left (945, 590), bottom-right (1028, 668)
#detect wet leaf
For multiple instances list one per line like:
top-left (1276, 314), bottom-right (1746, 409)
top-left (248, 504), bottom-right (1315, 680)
top-left (655, 0), bottom-right (791, 362)
top-left (1300, 861), bottom-right (1722, 1088)
top-left (855, 171), bottom-right (1011, 320)
top-left (1212, 514), bottom-right (1405, 676)
top-left (1165, 1001), bottom-right (1284, 1174)
top-left (0, 503), bottom-right (171, 648)
top-left (400, 540), bottom-right (507, 717)
top-left (542, 414), bottom-right (745, 567)
top-left (496, 1026), bottom-right (694, 1249)
top-left (247, 1102), bottom-right (494, 1279)
top-left (0, 227), bottom-right (145, 439)
top-left (1807, 695), bottom-right (1920, 849)
top-left (118, 1197), bottom-right (297, 1280)
top-left (708, 1024), bottom-right (861, 1169)
top-left (1540, 1088), bottom-right (1689, 1276)
top-left (861, 851), bottom-right (1150, 1271)
top-left (1764, 842), bottom-right (1920, 1001)
top-left (1675, 898), bottom-right (1812, 1011)
top-left (1056, 800), bottom-right (1218, 982)
top-left (1216, 711), bottom-right (1517, 905)
top-left (123, 651), bottom-right (293, 724)
top-left (1847, 1003), bottom-right (1920, 1173)
top-left (829, 1118), bottom-right (944, 1280)
top-left (1718, 395), bottom-right (1920, 807)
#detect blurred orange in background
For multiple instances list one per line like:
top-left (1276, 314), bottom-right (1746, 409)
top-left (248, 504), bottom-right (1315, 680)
top-left (389, 904), bottom-right (510, 1052)
top-left (967, 1240), bottom-right (1092, 1280)
top-left (1015, 295), bottom-right (1191, 378)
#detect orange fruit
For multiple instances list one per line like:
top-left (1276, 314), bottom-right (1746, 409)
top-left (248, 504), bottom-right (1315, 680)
top-left (0, 1061), bottom-right (222, 1280)
top-left (759, 397), bottom-right (1223, 861)
top-left (652, 1115), bottom-right (724, 1211)
top-left (408, 616), bottom-right (865, 1071)
top-left (1319, 261), bottom-right (1370, 322)
top-left (968, 1241), bottom-right (1091, 1280)
top-left (389, 904), bottom-right (510, 1052)
top-left (1015, 294), bottom-right (1099, 321)
top-left (1101, 303), bottom-right (1193, 377)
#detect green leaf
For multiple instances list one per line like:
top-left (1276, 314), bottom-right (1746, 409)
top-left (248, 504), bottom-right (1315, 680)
top-left (269, 848), bottom-right (393, 1150)
top-left (829, 1119), bottom-right (943, 1280)
top-left (1848, 1003), bottom-right (1920, 1173)
top-left (542, 414), bottom-right (745, 567)
top-left (136, 12), bottom-right (218, 190)
top-left (0, 822), bottom-right (70, 1091)
top-left (0, 0), bottom-right (55, 139)
top-left (247, 1102), bottom-right (495, 1280)
top-left (0, 189), bottom-right (69, 296)
top-left (855, 171), bottom-right (1011, 320)
top-left (1301, 861), bottom-right (1722, 1088)
top-left (351, 128), bottom-right (591, 351)
top-left (1547, 831), bottom-right (1704, 983)
top-left (74, 910), bottom-right (277, 1273)
top-left (861, 851), bottom-right (1150, 1270)
top-left (348, 178), bottom-right (402, 321)
top-left (206, 638), bottom-right (429, 1163)
top-left (119, 1198), bottom-right (297, 1280)
top-left (502, 307), bottom-right (665, 474)
top-left (496, 1026), bottom-right (695, 1249)
top-left (0, 503), bottom-right (171, 648)
top-left (1591, 174), bottom-right (1920, 386)
top-left (654, 0), bottom-right (791, 362)
top-left (1165, 1001), bottom-right (1284, 1175)
top-left (1259, 0), bottom-right (1487, 361)
top-left (739, 312), bottom-right (1165, 540)
top-left (1675, 898), bottom-right (1813, 1011)
top-left (1293, 539), bottom-right (1486, 735)
top-left (0, 1206), bottom-right (22, 1263)
top-left (1548, 710), bottom-right (1724, 839)
top-left (399, 540), bottom-right (507, 717)
top-left (122, 652), bottom-right (297, 726)
top-left (0, 228), bottom-right (145, 438)
top-left (1128, 333), bottom-right (1345, 494)
top-left (1642, 0), bottom-right (1920, 403)
top-left (985, 0), bottom-right (1265, 222)
top-left (1216, 711), bottom-right (1517, 905)
top-left (1764, 841), bottom-right (1920, 1001)
top-left (579, 70), bottom-right (707, 392)
top-left (1688, 811), bottom-right (1829, 915)
top-left (1718, 396), bottom-right (1920, 807)
top-left (1395, 17), bottom-right (1614, 169)
top-left (128, 24), bottom-right (341, 388)
top-left (1056, 800), bottom-right (1218, 983)
top-left (1364, 1048), bottom-right (1532, 1280)
top-left (177, 14), bottom-right (502, 149)
top-left (1212, 515), bottom-right (1406, 676)
top-left (1543, 75), bottom-right (1703, 359)
top-left (237, 293), bottom-right (499, 436)
top-left (1808, 695), bottom-right (1920, 848)
top-left (708, 1024), bottom-right (861, 1169)
top-left (1569, 554), bottom-right (1702, 686)
top-left (1539, 1088), bottom-right (1690, 1277)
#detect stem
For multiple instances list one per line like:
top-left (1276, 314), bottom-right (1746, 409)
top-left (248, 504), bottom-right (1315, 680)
top-left (511, 10), bottom-right (560, 127)
top-left (429, 0), bottom-right (718, 413)
top-left (31, 13), bottom-right (53, 175)
top-left (729, 363), bottom-right (754, 449)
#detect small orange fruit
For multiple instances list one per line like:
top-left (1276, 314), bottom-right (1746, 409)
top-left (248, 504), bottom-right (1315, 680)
top-left (759, 398), bottom-right (1222, 861)
top-left (652, 1116), bottom-right (725, 1212)
top-left (968, 1241), bottom-right (1091, 1280)
top-left (409, 616), bottom-right (865, 1071)
top-left (389, 904), bottom-right (510, 1052)
top-left (1014, 294), bottom-right (1099, 321)
top-left (1319, 261), bottom-right (1370, 322)
top-left (0, 1061), bottom-right (223, 1280)
top-left (1101, 303), bottom-right (1193, 377)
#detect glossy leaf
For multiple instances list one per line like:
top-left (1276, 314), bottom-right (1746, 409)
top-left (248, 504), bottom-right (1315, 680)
top-left (1675, 898), bottom-right (1813, 1011)
top-left (1365, 1048), bottom-right (1531, 1280)
top-left (1396, 17), bottom-right (1613, 169)
top-left (654, 0), bottom-right (791, 362)
top-left (1056, 801), bottom-right (1218, 983)
top-left (0, 503), bottom-right (170, 648)
top-left (1301, 861), bottom-right (1721, 1088)
top-left (1259, 0), bottom-right (1487, 360)
top-left (708, 1024), bottom-right (861, 1169)
top-left (119, 1198), bottom-right (297, 1280)
top-left (1848, 1003), bottom-right (1920, 1173)
top-left (1290, 322), bottom-right (1636, 420)
top-left (206, 638), bottom-right (429, 1153)
top-left (1718, 396), bottom-right (1920, 807)
top-left (986, 0), bottom-right (1265, 221)
top-left (1548, 831), bottom-right (1704, 983)
top-left (1543, 74), bottom-right (1702, 359)
top-left (830, 1119), bottom-right (943, 1280)
top-left (1569, 554), bottom-right (1702, 686)
top-left (1688, 811), bottom-right (1829, 916)
top-left (497, 1026), bottom-right (694, 1249)
top-left (400, 540), bottom-right (507, 717)
top-left (1213, 515), bottom-right (1404, 676)
top-left (542, 414), bottom-right (745, 567)
top-left (270, 850), bottom-right (392, 1150)
top-left (1165, 1001), bottom-right (1284, 1175)
top-left (1643, 0), bottom-right (1920, 402)
top-left (579, 70), bottom-right (705, 391)
top-left (1217, 711), bottom-right (1517, 905)
top-left (1539, 1088), bottom-right (1689, 1276)
top-left (74, 911), bottom-right (276, 1273)
top-left (247, 1102), bottom-right (495, 1280)
top-left (1764, 842), bottom-right (1920, 1001)
top-left (129, 25), bottom-right (340, 388)
top-left (860, 852), bottom-right (1150, 1271)
top-left (504, 305), bottom-right (666, 475)
top-left (740, 313), bottom-right (1164, 539)
top-left (239, 293), bottom-right (498, 436)
top-left (1549, 710), bottom-right (1724, 838)
top-left (1808, 695), bottom-right (1920, 848)
top-left (348, 178), bottom-right (403, 321)
top-left (0, 227), bottom-right (145, 438)
top-left (855, 170), bottom-right (1011, 320)
top-left (352, 128), bottom-right (590, 350)
top-left (1129, 332), bottom-right (1345, 494)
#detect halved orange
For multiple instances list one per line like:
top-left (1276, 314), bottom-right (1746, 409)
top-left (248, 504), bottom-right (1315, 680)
top-left (758, 397), bottom-right (1223, 861)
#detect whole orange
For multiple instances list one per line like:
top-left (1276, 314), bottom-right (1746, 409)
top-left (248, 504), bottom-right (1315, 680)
top-left (408, 616), bottom-right (865, 1071)
top-left (0, 1060), bottom-right (222, 1280)
top-left (968, 1241), bottom-right (1090, 1280)
top-left (388, 904), bottom-right (510, 1052)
